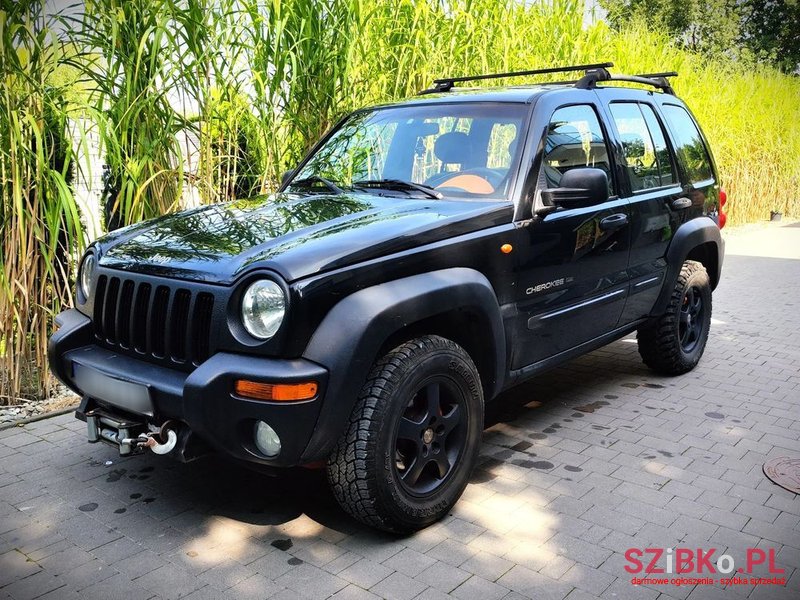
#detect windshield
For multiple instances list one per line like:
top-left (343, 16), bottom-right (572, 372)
top-left (290, 102), bottom-right (527, 200)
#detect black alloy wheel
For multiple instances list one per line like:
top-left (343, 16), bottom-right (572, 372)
top-left (327, 335), bottom-right (483, 532)
top-left (679, 284), bottom-right (705, 352)
top-left (394, 377), bottom-right (467, 497)
top-left (637, 260), bottom-right (712, 375)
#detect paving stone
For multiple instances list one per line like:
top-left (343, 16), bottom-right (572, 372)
top-left (78, 573), bottom-right (155, 600)
top-left (0, 549), bottom-right (42, 586)
top-left (225, 573), bottom-right (284, 600)
top-left (496, 565), bottom-right (573, 600)
top-left (1, 230), bottom-right (799, 600)
top-left (273, 562), bottom-right (348, 599)
top-left (560, 562), bottom-right (615, 595)
top-left (381, 547), bottom-right (437, 577)
top-left (416, 560), bottom-right (471, 592)
top-left (425, 538), bottom-right (478, 567)
top-left (547, 532), bottom-right (612, 569)
top-left (338, 557), bottom-right (393, 589)
top-left (58, 558), bottom-right (119, 592)
top-left (451, 574), bottom-right (508, 600)
top-left (330, 584), bottom-right (381, 600)
top-left (369, 571), bottom-right (427, 600)
top-left (459, 550), bottom-right (514, 581)
top-left (1, 570), bottom-right (64, 599)
top-left (703, 507), bottom-right (750, 530)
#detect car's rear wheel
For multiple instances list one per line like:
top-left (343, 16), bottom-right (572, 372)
top-left (637, 260), bottom-right (712, 375)
top-left (327, 335), bottom-right (483, 533)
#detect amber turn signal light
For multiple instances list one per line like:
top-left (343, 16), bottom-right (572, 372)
top-left (234, 380), bottom-right (318, 402)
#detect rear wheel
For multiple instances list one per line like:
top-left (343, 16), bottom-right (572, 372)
top-left (637, 260), bottom-right (712, 375)
top-left (327, 335), bottom-right (483, 532)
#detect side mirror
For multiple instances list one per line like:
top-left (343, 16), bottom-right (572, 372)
top-left (539, 168), bottom-right (609, 212)
top-left (280, 169), bottom-right (295, 189)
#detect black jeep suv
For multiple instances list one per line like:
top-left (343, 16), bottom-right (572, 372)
top-left (50, 63), bottom-right (725, 532)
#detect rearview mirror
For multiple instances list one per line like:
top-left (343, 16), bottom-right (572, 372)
top-left (539, 168), bottom-right (609, 211)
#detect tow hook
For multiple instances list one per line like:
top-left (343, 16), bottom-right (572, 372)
top-left (142, 430), bottom-right (178, 454)
top-left (120, 421), bottom-right (179, 455)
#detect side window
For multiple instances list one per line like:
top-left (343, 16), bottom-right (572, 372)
top-left (543, 105), bottom-right (613, 194)
top-left (662, 104), bottom-right (713, 184)
top-left (640, 104), bottom-right (676, 187)
top-left (609, 102), bottom-right (676, 192)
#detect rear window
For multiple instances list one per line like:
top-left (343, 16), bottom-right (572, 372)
top-left (662, 104), bottom-right (714, 184)
top-left (609, 102), bottom-right (676, 192)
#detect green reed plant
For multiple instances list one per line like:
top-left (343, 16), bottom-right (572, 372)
top-left (2, 0), bottom-right (799, 402)
top-left (75, 0), bottom-right (188, 227)
top-left (0, 0), bottom-right (84, 402)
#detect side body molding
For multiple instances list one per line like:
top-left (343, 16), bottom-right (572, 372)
top-left (300, 267), bottom-right (506, 461)
top-left (652, 216), bottom-right (724, 315)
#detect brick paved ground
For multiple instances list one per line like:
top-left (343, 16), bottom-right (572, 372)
top-left (1, 222), bottom-right (799, 600)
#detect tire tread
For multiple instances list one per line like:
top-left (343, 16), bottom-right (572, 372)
top-left (637, 260), bottom-right (711, 375)
top-left (327, 336), bottom-right (479, 532)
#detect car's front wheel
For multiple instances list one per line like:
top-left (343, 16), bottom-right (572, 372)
top-left (637, 260), bottom-right (712, 375)
top-left (327, 335), bottom-right (483, 533)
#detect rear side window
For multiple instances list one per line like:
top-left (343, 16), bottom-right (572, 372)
top-left (662, 104), bottom-right (714, 184)
top-left (609, 102), bottom-right (676, 192)
top-left (543, 104), bottom-right (613, 194)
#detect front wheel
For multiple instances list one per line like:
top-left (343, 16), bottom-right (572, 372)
top-left (637, 260), bottom-right (712, 375)
top-left (327, 335), bottom-right (483, 533)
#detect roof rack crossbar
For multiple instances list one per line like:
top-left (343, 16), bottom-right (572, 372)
top-left (418, 64), bottom-right (679, 96)
top-left (576, 70), bottom-right (677, 95)
top-left (420, 62), bottom-right (614, 94)
top-left (636, 71), bottom-right (679, 79)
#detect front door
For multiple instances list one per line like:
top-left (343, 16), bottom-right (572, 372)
top-left (509, 102), bottom-right (631, 369)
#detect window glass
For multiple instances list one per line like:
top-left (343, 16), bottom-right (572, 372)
top-left (543, 105), bottom-right (613, 194)
top-left (487, 123), bottom-right (518, 169)
top-left (609, 102), bottom-right (676, 191)
top-left (640, 104), bottom-right (676, 187)
top-left (293, 103), bottom-right (526, 199)
top-left (662, 104), bottom-right (713, 183)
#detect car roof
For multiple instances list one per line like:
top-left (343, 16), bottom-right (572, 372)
top-left (370, 83), bottom-right (668, 110)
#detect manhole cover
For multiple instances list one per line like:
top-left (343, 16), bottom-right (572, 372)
top-left (763, 457), bottom-right (800, 494)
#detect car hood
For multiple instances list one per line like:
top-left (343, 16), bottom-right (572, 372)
top-left (97, 192), bottom-right (513, 283)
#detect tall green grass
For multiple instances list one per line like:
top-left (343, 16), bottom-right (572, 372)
top-left (0, 0), bottom-right (84, 401)
top-left (1, 0), bottom-right (799, 402)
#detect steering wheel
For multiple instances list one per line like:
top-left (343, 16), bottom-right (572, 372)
top-left (425, 168), bottom-right (505, 194)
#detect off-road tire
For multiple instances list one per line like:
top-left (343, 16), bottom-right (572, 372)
top-left (327, 335), bottom-right (483, 533)
top-left (637, 260), bottom-right (712, 375)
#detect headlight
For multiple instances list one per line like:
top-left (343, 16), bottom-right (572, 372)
top-left (78, 253), bottom-right (96, 300)
top-left (241, 279), bottom-right (285, 340)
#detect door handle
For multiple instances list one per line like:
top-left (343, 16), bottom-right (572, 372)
top-left (671, 197), bottom-right (693, 210)
top-left (599, 213), bottom-right (629, 231)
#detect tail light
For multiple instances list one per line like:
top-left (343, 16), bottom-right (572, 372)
top-left (718, 187), bottom-right (727, 229)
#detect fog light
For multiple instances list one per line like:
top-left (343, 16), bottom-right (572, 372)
top-left (253, 421), bottom-right (281, 457)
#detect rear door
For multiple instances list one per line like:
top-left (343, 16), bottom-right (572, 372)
top-left (509, 97), bottom-right (631, 369)
top-left (596, 89), bottom-right (688, 324)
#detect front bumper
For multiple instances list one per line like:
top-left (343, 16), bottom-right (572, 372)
top-left (49, 309), bottom-right (329, 467)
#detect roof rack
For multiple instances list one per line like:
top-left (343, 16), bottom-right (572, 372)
top-left (576, 68), bottom-right (677, 94)
top-left (419, 62), bottom-right (614, 94)
top-left (418, 63), bottom-right (678, 95)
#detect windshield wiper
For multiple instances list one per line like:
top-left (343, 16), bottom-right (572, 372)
top-left (288, 175), bottom-right (344, 195)
top-left (352, 179), bottom-right (443, 200)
